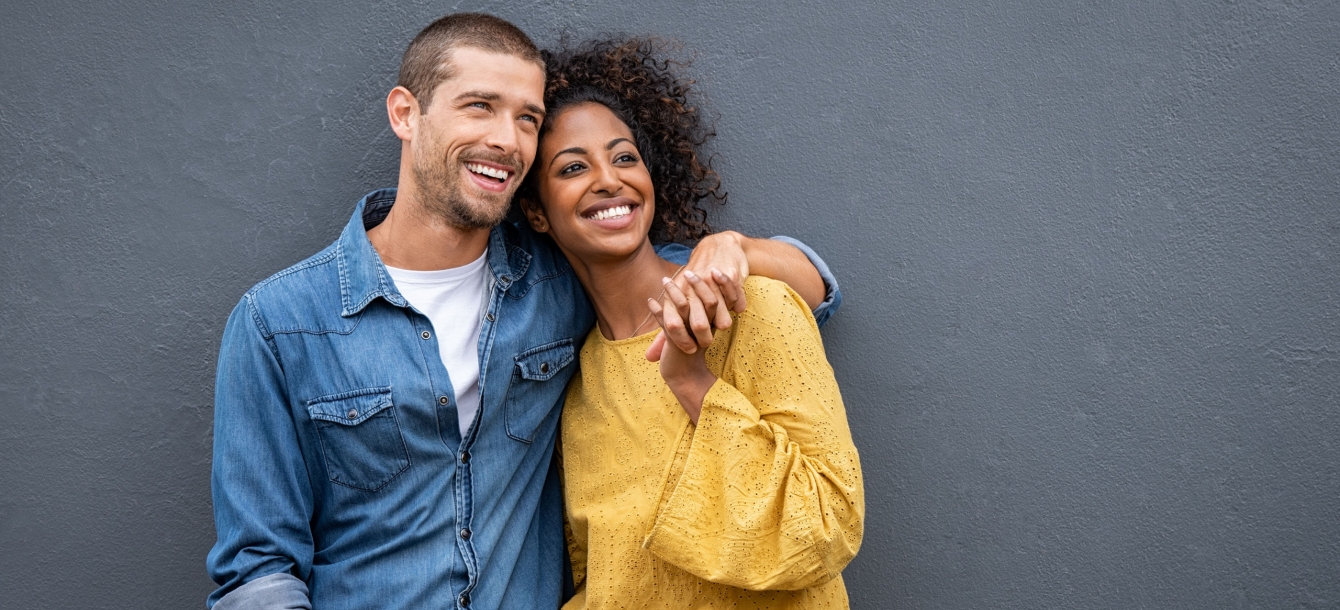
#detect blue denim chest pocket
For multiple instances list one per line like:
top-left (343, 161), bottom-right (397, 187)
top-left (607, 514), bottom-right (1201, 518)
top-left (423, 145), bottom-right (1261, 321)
top-left (503, 339), bottom-right (575, 443)
top-left (306, 387), bottom-right (411, 491)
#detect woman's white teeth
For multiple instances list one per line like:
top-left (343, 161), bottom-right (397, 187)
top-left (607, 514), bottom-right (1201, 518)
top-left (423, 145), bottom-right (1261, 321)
top-left (466, 163), bottom-right (510, 180)
top-left (589, 205), bottom-right (632, 220)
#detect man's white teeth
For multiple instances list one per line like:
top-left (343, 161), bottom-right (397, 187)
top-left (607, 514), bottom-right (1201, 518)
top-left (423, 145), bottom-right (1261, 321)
top-left (466, 163), bottom-right (510, 180)
top-left (589, 205), bottom-right (632, 221)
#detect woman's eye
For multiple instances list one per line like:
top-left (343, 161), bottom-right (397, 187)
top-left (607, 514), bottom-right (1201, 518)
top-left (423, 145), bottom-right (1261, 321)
top-left (615, 153), bottom-right (638, 164)
top-left (559, 162), bottom-right (585, 175)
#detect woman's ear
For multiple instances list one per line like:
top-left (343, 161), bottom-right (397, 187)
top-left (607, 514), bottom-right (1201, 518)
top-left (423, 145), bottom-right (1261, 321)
top-left (520, 197), bottom-right (550, 233)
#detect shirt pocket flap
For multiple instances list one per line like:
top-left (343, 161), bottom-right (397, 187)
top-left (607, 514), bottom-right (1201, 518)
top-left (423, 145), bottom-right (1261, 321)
top-left (515, 340), bottom-right (575, 381)
top-left (306, 387), bottom-right (395, 426)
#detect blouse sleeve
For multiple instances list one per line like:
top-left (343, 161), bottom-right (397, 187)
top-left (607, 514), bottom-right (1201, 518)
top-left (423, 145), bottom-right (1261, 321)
top-left (642, 278), bottom-right (864, 591)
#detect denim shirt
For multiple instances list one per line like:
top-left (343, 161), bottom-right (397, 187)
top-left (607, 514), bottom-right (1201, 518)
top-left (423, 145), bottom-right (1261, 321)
top-left (208, 188), bottom-right (841, 610)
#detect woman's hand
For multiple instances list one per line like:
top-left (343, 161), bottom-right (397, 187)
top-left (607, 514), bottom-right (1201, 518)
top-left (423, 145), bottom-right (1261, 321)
top-left (646, 268), bottom-right (745, 361)
top-left (647, 297), bottom-right (718, 424)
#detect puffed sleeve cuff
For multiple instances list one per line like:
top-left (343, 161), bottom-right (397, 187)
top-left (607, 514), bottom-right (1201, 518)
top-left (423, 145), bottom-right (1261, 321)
top-left (769, 235), bottom-right (841, 327)
top-left (644, 380), bottom-right (830, 590)
top-left (647, 380), bottom-right (764, 546)
top-left (211, 572), bottom-right (311, 610)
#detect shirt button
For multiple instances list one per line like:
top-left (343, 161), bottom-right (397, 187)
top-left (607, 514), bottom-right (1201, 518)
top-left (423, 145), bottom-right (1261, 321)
top-left (485, 312), bottom-right (495, 322)
top-left (460, 451), bottom-right (470, 463)
top-left (439, 396), bottom-right (449, 405)
top-left (460, 593), bottom-right (470, 606)
top-left (346, 409), bottom-right (358, 419)
top-left (539, 362), bottom-right (550, 374)
top-left (421, 330), bottom-right (431, 340)
top-left (460, 528), bottom-right (471, 540)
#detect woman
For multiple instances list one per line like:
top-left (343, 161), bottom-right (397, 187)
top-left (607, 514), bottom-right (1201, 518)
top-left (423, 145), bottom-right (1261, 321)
top-left (520, 38), bottom-right (864, 608)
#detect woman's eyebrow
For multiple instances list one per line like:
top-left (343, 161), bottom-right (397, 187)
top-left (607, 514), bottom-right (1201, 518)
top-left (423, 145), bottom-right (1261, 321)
top-left (606, 138), bottom-right (633, 150)
top-left (549, 146), bottom-right (587, 169)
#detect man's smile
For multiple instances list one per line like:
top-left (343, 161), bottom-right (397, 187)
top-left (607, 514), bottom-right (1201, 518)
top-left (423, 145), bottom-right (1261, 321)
top-left (463, 159), bottom-right (518, 193)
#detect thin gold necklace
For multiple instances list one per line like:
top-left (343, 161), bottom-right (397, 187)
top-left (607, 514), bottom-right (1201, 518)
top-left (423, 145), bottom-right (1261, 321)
top-left (626, 265), bottom-right (686, 339)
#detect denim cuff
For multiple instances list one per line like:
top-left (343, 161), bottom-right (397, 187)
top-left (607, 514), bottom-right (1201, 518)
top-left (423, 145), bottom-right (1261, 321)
top-left (212, 573), bottom-right (311, 610)
top-left (770, 235), bottom-right (842, 328)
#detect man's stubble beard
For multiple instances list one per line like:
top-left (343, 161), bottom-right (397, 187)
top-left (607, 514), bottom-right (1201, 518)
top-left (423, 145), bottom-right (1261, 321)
top-left (411, 132), bottom-right (520, 231)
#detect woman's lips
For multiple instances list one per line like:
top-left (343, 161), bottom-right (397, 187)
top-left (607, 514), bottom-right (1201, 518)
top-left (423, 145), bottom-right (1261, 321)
top-left (580, 197), bottom-right (640, 230)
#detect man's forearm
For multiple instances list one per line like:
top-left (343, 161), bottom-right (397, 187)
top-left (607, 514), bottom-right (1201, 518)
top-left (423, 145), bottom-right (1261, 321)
top-left (733, 232), bottom-right (826, 310)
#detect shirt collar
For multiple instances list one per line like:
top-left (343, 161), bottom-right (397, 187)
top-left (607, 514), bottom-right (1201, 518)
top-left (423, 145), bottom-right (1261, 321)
top-left (336, 188), bottom-right (529, 317)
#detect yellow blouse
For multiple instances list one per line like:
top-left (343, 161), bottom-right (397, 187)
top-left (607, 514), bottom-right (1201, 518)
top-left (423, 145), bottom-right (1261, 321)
top-left (560, 276), bottom-right (864, 609)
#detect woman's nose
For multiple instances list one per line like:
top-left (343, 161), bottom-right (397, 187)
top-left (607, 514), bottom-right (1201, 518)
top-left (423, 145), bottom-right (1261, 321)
top-left (590, 161), bottom-right (622, 195)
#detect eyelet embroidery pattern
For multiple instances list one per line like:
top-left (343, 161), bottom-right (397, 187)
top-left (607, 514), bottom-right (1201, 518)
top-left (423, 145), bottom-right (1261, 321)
top-left (561, 277), bottom-right (865, 609)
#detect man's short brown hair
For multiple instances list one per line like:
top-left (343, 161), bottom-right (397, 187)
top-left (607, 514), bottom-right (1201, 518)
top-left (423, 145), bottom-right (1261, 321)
top-left (397, 13), bottom-right (543, 112)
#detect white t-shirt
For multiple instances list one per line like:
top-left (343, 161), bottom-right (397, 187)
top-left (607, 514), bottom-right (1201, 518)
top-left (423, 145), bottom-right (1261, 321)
top-left (385, 252), bottom-right (491, 438)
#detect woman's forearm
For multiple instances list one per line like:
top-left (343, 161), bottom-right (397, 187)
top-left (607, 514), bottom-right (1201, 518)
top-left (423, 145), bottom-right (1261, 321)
top-left (658, 343), bottom-right (718, 424)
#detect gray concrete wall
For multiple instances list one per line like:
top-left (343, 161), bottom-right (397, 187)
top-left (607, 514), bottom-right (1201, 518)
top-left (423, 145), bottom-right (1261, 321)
top-left (3, 0), bottom-right (1338, 608)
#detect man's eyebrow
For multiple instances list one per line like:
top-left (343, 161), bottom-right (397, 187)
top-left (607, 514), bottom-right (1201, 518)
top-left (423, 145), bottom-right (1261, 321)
top-left (606, 138), bottom-right (633, 150)
top-left (453, 91), bottom-right (544, 117)
top-left (453, 90), bottom-right (500, 103)
top-left (548, 146), bottom-right (587, 169)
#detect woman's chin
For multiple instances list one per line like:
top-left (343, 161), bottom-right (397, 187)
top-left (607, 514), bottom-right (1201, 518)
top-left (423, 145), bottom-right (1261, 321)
top-left (560, 232), bottom-right (652, 265)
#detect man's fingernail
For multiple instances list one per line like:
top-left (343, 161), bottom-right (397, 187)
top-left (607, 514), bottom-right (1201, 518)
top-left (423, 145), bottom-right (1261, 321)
top-left (684, 270), bottom-right (698, 280)
top-left (662, 277), bottom-right (672, 285)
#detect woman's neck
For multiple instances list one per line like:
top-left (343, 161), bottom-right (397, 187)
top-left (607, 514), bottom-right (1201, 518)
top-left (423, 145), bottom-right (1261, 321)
top-left (565, 240), bottom-right (682, 341)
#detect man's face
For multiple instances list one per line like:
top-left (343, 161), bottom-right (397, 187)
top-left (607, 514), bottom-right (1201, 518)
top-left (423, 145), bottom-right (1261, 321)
top-left (411, 47), bottom-right (546, 230)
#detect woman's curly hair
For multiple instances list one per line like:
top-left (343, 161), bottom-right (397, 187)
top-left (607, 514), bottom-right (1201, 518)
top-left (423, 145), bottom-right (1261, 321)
top-left (524, 37), bottom-right (726, 244)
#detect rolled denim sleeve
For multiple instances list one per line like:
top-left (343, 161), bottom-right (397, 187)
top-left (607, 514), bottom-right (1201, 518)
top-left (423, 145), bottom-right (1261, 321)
top-left (207, 297), bottom-right (314, 609)
top-left (654, 237), bottom-right (842, 328)
top-left (213, 573), bottom-right (311, 610)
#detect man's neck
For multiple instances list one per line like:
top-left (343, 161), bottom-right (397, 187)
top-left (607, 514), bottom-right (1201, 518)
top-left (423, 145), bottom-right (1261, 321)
top-left (367, 188), bottom-right (491, 271)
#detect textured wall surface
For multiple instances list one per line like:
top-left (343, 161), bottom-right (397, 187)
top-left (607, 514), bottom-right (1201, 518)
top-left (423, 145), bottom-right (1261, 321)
top-left (3, 0), bottom-right (1338, 608)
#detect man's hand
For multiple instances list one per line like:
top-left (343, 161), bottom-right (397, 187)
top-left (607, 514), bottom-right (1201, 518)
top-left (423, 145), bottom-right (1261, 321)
top-left (645, 232), bottom-right (752, 360)
top-left (682, 231), bottom-right (752, 321)
top-left (645, 268), bottom-right (745, 360)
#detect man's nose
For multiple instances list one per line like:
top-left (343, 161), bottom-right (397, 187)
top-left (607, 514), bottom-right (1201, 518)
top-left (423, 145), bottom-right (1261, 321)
top-left (484, 116), bottom-right (521, 156)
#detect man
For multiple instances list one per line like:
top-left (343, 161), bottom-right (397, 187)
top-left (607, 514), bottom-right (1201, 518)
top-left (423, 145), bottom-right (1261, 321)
top-left (208, 13), bottom-right (840, 609)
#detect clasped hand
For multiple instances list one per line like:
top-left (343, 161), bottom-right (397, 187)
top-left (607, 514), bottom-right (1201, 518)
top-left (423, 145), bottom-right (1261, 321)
top-left (644, 232), bottom-right (751, 423)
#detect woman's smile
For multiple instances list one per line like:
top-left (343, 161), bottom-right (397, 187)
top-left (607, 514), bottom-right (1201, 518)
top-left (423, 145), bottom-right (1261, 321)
top-left (579, 196), bottom-right (641, 230)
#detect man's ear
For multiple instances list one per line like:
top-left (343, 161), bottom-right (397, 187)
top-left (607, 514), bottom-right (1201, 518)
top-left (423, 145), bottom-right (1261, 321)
top-left (520, 197), bottom-right (550, 233)
top-left (387, 86), bottom-right (420, 142)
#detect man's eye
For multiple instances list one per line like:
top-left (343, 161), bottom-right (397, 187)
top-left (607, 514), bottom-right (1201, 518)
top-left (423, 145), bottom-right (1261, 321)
top-left (469, 102), bottom-right (489, 110)
top-left (519, 114), bottom-right (538, 124)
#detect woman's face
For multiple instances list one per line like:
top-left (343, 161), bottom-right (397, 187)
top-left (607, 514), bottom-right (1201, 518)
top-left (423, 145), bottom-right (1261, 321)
top-left (530, 102), bottom-right (655, 263)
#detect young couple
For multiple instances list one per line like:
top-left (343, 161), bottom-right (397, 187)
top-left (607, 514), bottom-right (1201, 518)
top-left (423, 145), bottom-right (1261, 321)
top-left (209, 13), bottom-right (862, 610)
